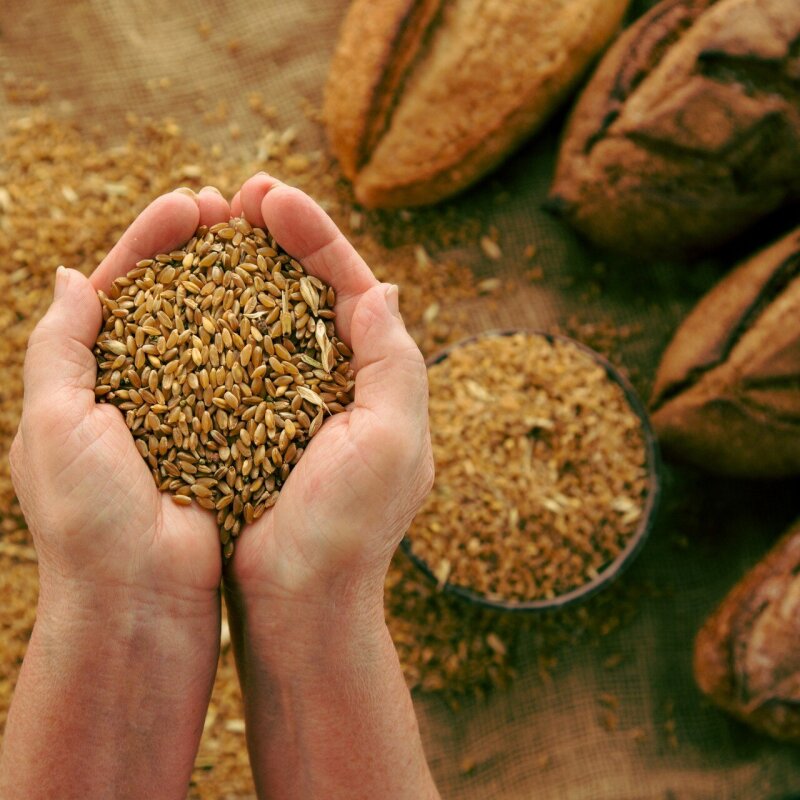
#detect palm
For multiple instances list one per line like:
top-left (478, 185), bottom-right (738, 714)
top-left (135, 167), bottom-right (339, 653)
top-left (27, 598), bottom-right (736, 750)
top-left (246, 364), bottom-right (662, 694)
top-left (234, 398), bottom-right (424, 590)
top-left (66, 403), bottom-right (221, 593)
top-left (231, 411), bottom-right (374, 590)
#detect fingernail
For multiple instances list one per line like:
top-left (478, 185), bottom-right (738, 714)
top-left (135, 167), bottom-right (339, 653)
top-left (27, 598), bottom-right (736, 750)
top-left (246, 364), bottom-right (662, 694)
top-left (174, 187), bottom-right (197, 198)
top-left (256, 170), bottom-right (283, 186)
top-left (384, 284), bottom-right (401, 319)
top-left (200, 185), bottom-right (223, 196)
top-left (256, 172), bottom-right (280, 190)
top-left (53, 266), bottom-right (69, 300)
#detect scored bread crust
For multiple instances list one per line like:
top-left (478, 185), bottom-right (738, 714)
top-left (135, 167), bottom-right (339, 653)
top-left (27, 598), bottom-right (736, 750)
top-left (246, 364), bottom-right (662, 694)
top-left (650, 227), bottom-right (800, 477)
top-left (323, 0), bottom-right (445, 181)
top-left (694, 519), bottom-right (800, 744)
top-left (324, 0), bottom-right (630, 209)
top-left (550, 0), bottom-right (800, 257)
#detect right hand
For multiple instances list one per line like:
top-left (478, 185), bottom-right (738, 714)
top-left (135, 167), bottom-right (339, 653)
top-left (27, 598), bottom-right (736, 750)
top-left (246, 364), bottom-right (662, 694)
top-left (225, 173), bottom-right (434, 618)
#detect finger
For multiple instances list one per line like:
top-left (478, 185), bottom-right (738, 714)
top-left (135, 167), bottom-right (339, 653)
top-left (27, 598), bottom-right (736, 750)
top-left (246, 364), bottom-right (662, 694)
top-left (197, 186), bottom-right (231, 227)
top-left (89, 190), bottom-right (201, 294)
top-left (349, 283), bottom-right (428, 442)
top-left (258, 177), bottom-right (379, 343)
top-left (238, 172), bottom-right (281, 227)
top-left (231, 190), bottom-right (243, 218)
top-left (23, 267), bottom-right (102, 432)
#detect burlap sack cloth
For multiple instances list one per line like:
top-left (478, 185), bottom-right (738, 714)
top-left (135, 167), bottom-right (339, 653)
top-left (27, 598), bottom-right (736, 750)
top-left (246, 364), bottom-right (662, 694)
top-left (1, 2), bottom-right (798, 798)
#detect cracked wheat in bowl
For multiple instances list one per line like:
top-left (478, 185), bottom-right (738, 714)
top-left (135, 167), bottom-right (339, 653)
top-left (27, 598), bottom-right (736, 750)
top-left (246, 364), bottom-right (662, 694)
top-left (404, 331), bottom-right (659, 611)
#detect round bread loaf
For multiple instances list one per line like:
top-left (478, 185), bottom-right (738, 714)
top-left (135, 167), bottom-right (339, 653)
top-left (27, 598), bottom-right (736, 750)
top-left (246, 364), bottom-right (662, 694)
top-left (694, 518), bottom-right (800, 744)
top-left (550, 0), bottom-right (800, 257)
top-left (650, 227), bottom-right (800, 476)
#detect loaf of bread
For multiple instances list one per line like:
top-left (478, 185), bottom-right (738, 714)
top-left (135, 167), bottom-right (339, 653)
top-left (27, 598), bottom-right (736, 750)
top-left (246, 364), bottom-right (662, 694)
top-left (550, 0), bottom-right (800, 257)
top-left (694, 518), bottom-right (800, 744)
top-left (324, 0), bottom-right (630, 209)
top-left (650, 227), bottom-right (800, 476)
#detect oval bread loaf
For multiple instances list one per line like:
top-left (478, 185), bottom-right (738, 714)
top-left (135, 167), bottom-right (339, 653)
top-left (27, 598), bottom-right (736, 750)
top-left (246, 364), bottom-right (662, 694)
top-left (650, 226), bottom-right (800, 476)
top-left (324, 0), bottom-right (631, 209)
top-left (550, 0), bottom-right (800, 257)
top-left (694, 518), bottom-right (800, 744)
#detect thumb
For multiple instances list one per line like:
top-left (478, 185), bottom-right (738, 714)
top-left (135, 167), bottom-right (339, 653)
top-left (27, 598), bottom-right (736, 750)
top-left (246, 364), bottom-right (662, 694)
top-left (23, 267), bottom-right (102, 432)
top-left (350, 284), bottom-right (429, 440)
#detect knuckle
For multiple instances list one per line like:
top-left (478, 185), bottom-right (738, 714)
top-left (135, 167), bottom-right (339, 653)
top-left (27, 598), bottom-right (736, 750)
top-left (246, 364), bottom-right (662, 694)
top-left (372, 417), bottom-right (410, 459)
top-left (25, 320), bottom-right (49, 353)
top-left (398, 340), bottom-right (426, 375)
top-left (9, 432), bottom-right (29, 501)
top-left (25, 397), bottom-right (61, 429)
top-left (422, 452), bottom-right (435, 494)
top-left (411, 451), bottom-right (435, 506)
top-left (383, 340), bottom-right (427, 399)
top-left (352, 294), bottom-right (382, 339)
top-left (8, 431), bottom-right (23, 471)
top-left (372, 420), bottom-right (434, 492)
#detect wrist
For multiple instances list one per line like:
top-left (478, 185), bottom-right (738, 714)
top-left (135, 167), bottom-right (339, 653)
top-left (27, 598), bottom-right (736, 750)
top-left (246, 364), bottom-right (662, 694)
top-left (224, 571), bottom-right (387, 671)
top-left (34, 580), bottom-right (220, 671)
top-left (34, 575), bottom-right (221, 702)
top-left (223, 565), bottom-right (438, 800)
top-left (1, 576), bottom-right (221, 800)
top-left (37, 568), bottom-right (219, 629)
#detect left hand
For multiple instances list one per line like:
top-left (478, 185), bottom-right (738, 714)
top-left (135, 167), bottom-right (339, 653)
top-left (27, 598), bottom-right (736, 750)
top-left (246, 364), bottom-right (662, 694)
top-left (10, 187), bottom-right (230, 614)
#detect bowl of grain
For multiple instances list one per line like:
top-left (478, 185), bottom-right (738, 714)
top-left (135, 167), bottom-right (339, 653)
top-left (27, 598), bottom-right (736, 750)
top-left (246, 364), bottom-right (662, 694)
top-left (402, 330), bottom-right (660, 612)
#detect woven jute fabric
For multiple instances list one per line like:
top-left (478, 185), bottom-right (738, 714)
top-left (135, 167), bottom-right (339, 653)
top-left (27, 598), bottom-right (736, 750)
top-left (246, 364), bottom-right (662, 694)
top-left (1, 1), bottom-right (798, 797)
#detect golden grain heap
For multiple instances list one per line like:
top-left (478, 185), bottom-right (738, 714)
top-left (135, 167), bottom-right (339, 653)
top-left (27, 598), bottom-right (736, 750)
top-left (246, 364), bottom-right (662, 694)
top-left (94, 217), bottom-right (353, 557)
top-left (408, 332), bottom-right (650, 602)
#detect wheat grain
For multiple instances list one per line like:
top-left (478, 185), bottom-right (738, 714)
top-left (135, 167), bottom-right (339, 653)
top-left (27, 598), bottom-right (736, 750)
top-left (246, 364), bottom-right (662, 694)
top-left (94, 217), bottom-right (354, 558)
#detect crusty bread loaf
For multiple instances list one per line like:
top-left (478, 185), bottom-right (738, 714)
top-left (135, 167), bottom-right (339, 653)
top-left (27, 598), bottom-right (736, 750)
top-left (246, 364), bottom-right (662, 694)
top-left (324, 0), bottom-right (630, 209)
top-left (694, 518), bottom-right (800, 744)
top-left (650, 227), bottom-right (800, 476)
top-left (550, 0), bottom-right (800, 257)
